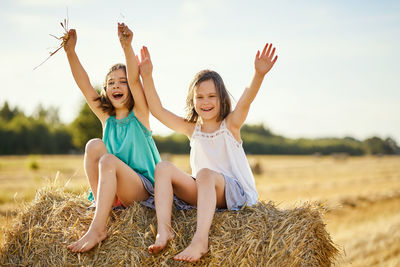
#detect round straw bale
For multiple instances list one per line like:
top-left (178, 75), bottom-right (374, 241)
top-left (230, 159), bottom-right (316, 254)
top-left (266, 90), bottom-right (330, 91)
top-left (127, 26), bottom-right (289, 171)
top-left (0, 186), bottom-right (338, 266)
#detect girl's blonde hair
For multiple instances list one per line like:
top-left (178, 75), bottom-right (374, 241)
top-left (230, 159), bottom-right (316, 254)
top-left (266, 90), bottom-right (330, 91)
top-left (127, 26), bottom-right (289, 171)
top-left (185, 70), bottom-right (231, 123)
top-left (96, 63), bottom-right (134, 116)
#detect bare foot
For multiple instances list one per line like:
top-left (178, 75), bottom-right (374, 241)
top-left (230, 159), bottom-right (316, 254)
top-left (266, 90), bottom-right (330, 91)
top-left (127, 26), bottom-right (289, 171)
top-left (174, 237), bottom-right (208, 262)
top-left (67, 227), bottom-right (107, 253)
top-left (148, 229), bottom-right (174, 254)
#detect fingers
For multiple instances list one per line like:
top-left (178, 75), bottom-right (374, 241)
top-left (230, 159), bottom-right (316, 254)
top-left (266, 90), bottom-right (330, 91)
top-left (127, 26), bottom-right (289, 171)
top-left (272, 55), bottom-right (278, 64)
top-left (117, 22), bottom-right (132, 37)
top-left (260, 43), bottom-right (277, 61)
top-left (143, 46), bottom-right (151, 59)
top-left (140, 47), bottom-right (146, 61)
top-left (255, 42), bottom-right (278, 73)
top-left (117, 22), bottom-right (123, 34)
top-left (66, 29), bottom-right (76, 44)
top-left (140, 46), bottom-right (150, 60)
top-left (139, 46), bottom-right (152, 67)
top-left (265, 43), bottom-right (272, 57)
top-left (118, 22), bottom-right (127, 31)
top-left (261, 43), bottom-right (268, 56)
top-left (68, 29), bottom-right (76, 38)
top-left (138, 46), bottom-right (153, 74)
top-left (124, 25), bottom-right (133, 35)
top-left (269, 47), bottom-right (276, 59)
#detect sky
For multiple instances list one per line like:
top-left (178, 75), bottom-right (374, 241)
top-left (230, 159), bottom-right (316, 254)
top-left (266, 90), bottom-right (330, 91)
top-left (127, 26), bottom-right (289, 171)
top-left (1, 0), bottom-right (399, 142)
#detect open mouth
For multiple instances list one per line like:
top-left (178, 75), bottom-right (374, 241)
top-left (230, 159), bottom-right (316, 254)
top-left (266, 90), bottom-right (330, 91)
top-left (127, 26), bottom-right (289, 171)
top-left (201, 107), bottom-right (214, 112)
top-left (112, 92), bottom-right (124, 100)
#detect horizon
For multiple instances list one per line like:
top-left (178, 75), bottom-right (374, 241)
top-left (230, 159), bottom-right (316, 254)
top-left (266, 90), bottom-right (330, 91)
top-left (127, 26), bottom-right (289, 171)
top-left (1, 100), bottom-right (398, 144)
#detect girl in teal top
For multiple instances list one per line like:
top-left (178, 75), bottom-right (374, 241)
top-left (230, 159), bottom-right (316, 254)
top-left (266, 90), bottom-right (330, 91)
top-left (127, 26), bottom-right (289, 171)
top-left (103, 110), bottom-right (159, 184)
top-left (63, 23), bottom-right (160, 253)
top-left (87, 110), bottom-right (160, 202)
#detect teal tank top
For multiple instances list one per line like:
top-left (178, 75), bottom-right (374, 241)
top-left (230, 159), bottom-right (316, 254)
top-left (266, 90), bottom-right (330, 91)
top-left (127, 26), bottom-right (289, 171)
top-left (88, 110), bottom-right (160, 202)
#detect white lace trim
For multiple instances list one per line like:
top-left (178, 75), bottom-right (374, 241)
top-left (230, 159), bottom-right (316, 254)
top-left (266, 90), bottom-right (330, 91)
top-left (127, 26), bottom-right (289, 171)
top-left (191, 120), bottom-right (242, 148)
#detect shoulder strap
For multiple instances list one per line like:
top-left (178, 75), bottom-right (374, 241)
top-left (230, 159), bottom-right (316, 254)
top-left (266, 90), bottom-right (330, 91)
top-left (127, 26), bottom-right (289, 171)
top-left (194, 122), bottom-right (202, 132)
top-left (220, 119), bottom-right (227, 129)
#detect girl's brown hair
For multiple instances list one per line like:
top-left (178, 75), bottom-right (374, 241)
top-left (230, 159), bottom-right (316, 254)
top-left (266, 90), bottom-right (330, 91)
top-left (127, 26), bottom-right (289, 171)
top-left (185, 70), bottom-right (231, 123)
top-left (95, 63), bottom-right (134, 116)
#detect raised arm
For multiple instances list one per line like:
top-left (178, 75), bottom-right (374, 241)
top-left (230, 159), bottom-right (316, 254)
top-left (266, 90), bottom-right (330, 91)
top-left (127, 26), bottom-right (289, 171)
top-left (64, 29), bottom-right (108, 124)
top-left (227, 43), bottom-right (278, 132)
top-left (118, 23), bottom-right (149, 122)
top-left (138, 46), bottom-right (194, 137)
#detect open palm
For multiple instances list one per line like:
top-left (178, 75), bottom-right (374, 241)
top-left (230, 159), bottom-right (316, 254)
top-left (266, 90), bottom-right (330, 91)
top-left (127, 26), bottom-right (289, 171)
top-left (255, 43), bottom-right (278, 75)
top-left (138, 46), bottom-right (153, 76)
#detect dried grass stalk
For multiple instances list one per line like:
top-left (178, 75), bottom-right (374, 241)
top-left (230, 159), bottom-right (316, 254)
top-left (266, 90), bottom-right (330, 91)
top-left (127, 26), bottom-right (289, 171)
top-left (33, 16), bottom-right (70, 70)
top-left (0, 186), bottom-right (338, 266)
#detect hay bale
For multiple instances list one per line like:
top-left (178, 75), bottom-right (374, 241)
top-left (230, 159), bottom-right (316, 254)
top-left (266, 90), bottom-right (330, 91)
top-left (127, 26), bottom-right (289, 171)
top-left (0, 186), bottom-right (338, 266)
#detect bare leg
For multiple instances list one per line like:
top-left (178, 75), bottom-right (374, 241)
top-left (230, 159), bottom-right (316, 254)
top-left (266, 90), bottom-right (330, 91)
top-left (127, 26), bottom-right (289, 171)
top-left (68, 154), bottom-right (149, 252)
top-left (148, 161), bottom-right (198, 254)
top-left (174, 168), bottom-right (226, 262)
top-left (84, 138), bottom-right (107, 202)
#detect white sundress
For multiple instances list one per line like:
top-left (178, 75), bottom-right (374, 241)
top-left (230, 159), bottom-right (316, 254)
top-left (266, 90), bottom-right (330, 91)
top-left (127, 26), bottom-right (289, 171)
top-left (190, 119), bottom-right (258, 206)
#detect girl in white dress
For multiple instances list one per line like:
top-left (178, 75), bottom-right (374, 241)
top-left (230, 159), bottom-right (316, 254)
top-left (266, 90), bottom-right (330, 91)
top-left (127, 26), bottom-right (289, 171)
top-left (139, 43), bottom-right (277, 262)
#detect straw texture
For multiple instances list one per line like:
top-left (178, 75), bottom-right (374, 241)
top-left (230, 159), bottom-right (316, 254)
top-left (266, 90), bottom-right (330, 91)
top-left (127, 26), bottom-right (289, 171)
top-left (0, 186), bottom-right (338, 266)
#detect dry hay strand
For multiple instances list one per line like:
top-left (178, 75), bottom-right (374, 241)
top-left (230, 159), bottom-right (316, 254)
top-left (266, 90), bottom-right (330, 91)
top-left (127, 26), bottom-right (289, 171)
top-left (0, 185), bottom-right (338, 266)
top-left (33, 14), bottom-right (70, 70)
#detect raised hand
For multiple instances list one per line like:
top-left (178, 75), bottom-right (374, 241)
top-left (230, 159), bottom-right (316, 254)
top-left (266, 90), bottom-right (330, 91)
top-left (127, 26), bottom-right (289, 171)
top-left (138, 46), bottom-right (153, 77)
top-left (63, 29), bottom-right (77, 53)
top-left (255, 43), bottom-right (278, 76)
top-left (118, 23), bottom-right (133, 48)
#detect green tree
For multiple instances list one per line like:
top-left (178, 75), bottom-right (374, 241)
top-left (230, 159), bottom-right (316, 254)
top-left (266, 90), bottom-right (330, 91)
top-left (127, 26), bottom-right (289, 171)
top-left (33, 104), bottom-right (61, 125)
top-left (0, 101), bottom-right (23, 121)
top-left (241, 123), bottom-right (273, 137)
top-left (153, 133), bottom-right (190, 154)
top-left (363, 136), bottom-right (399, 155)
top-left (0, 112), bottom-right (74, 155)
top-left (53, 126), bottom-right (74, 153)
top-left (69, 102), bottom-right (102, 150)
top-left (363, 137), bottom-right (387, 155)
top-left (384, 137), bottom-right (399, 154)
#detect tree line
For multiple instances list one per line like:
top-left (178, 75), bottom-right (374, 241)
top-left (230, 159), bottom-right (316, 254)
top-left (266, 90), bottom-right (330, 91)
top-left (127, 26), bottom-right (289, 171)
top-left (0, 101), bottom-right (398, 155)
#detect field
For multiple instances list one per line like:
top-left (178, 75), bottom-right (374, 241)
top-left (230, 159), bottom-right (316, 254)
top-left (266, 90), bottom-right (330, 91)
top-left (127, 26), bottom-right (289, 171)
top-left (1, 154), bottom-right (399, 266)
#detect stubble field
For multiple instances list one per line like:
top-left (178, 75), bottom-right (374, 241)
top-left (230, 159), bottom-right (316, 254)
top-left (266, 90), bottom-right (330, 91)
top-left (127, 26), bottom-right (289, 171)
top-left (0, 154), bottom-right (399, 266)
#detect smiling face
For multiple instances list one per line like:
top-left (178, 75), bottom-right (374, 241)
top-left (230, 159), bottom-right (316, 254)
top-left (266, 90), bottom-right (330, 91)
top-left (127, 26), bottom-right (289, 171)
top-left (193, 79), bottom-right (220, 122)
top-left (105, 68), bottom-right (130, 110)
top-left (185, 70), bottom-right (231, 123)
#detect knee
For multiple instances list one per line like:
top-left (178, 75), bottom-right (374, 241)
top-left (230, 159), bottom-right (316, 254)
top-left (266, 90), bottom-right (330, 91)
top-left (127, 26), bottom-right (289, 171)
top-left (98, 153), bottom-right (117, 171)
top-left (85, 138), bottom-right (106, 158)
top-left (154, 161), bottom-right (174, 180)
top-left (196, 168), bottom-right (216, 184)
top-left (155, 161), bottom-right (174, 174)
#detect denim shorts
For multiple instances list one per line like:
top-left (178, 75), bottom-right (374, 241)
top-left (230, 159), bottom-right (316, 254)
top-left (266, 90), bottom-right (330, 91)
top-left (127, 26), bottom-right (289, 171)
top-left (139, 174), bottom-right (194, 210)
top-left (87, 173), bottom-right (163, 211)
top-left (220, 173), bottom-right (248, 211)
top-left (140, 173), bottom-right (247, 211)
